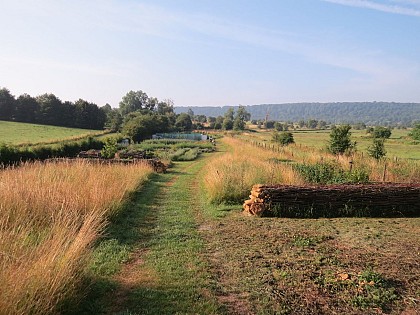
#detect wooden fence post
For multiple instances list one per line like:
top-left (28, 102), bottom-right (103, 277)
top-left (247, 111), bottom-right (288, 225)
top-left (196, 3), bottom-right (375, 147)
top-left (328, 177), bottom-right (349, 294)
top-left (382, 163), bottom-right (387, 182)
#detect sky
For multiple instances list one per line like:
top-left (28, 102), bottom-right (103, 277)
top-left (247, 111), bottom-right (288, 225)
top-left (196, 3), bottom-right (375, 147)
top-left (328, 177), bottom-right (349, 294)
top-left (1, 0), bottom-right (420, 107)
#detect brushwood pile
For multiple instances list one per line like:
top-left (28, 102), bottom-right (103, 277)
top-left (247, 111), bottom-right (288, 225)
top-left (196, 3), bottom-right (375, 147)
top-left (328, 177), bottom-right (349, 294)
top-left (243, 184), bottom-right (420, 218)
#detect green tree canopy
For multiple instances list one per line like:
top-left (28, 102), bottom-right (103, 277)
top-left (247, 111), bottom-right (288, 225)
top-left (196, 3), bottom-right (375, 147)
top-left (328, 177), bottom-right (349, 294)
top-left (119, 90), bottom-right (149, 116)
top-left (223, 108), bottom-right (234, 130)
top-left (36, 93), bottom-right (64, 126)
top-left (0, 88), bottom-right (16, 120)
top-left (123, 113), bottom-right (170, 142)
top-left (175, 113), bottom-right (193, 131)
top-left (74, 99), bottom-right (106, 129)
top-left (15, 94), bottom-right (39, 123)
top-left (233, 106), bottom-right (250, 131)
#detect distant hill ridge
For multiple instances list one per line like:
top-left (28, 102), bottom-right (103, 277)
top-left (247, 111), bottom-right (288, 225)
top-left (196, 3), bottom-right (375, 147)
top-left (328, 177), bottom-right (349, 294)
top-left (175, 102), bottom-right (420, 125)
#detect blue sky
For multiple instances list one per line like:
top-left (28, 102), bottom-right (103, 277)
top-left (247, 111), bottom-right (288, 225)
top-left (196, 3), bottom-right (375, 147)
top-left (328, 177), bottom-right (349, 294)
top-left (1, 0), bottom-right (420, 107)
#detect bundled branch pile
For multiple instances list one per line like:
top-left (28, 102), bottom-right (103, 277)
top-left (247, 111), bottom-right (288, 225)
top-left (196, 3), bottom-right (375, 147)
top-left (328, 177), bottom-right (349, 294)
top-left (243, 184), bottom-right (420, 218)
top-left (48, 157), bottom-right (167, 173)
top-left (116, 150), bottom-right (148, 159)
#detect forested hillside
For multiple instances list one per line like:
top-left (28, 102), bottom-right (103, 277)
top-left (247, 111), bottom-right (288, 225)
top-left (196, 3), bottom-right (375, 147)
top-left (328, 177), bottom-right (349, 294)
top-left (176, 102), bottom-right (420, 126)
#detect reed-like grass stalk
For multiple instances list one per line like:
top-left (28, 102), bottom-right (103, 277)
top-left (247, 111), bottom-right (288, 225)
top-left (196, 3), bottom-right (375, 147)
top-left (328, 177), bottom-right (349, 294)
top-left (0, 160), bottom-right (153, 315)
top-left (205, 137), bottom-right (305, 203)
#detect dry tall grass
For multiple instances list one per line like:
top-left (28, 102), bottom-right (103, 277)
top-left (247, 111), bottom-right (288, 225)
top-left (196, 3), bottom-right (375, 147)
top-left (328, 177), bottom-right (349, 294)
top-left (205, 135), bottom-right (420, 204)
top-left (0, 160), bottom-right (153, 315)
top-left (205, 137), bottom-right (305, 203)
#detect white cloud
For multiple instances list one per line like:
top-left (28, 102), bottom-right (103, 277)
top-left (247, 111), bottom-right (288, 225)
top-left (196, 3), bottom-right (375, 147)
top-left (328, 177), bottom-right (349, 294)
top-left (322, 0), bottom-right (420, 16)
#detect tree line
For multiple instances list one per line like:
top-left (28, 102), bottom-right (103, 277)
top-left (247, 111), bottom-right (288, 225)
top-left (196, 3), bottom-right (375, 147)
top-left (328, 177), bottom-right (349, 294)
top-left (118, 93), bottom-right (251, 141)
top-left (0, 87), bottom-right (252, 141)
top-left (176, 102), bottom-right (420, 127)
top-left (0, 88), bottom-right (106, 130)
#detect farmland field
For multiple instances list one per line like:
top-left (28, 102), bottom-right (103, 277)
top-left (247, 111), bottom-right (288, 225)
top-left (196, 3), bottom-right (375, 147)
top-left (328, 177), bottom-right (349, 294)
top-left (245, 128), bottom-right (420, 160)
top-left (0, 120), bottom-right (106, 145)
top-left (65, 134), bottom-right (419, 315)
top-left (1, 130), bottom-right (419, 315)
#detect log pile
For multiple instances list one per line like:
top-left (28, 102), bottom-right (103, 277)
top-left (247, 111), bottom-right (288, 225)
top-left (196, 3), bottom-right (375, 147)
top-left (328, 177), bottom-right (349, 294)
top-left (116, 151), bottom-right (146, 159)
top-left (243, 184), bottom-right (420, 218)
top-left (77, 149), bottom-right (102, 158)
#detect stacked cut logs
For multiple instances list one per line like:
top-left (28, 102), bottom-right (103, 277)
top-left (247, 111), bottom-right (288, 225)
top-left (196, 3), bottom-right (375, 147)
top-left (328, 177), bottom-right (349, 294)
top-left (243, 184), bottom-right (420, 218)
top-left (77, 149), bottom-right (102, 158)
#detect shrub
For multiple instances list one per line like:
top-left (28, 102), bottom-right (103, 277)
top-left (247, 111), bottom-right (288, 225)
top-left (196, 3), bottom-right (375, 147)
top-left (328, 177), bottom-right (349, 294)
top-left (367, 138), bottom-right (386, 160)
top-left (372, 126), bottom-right (392, 139)
top-left (293, 162), bottom-right (369, 184)
top-left (272, 131), bottom-right (294, 146)
top-left (409, 123), bottom-right (420, 140)
top-left (328, 125), bottom-right (355, 155)
top-left (101, 137), bottom-right (118, 159)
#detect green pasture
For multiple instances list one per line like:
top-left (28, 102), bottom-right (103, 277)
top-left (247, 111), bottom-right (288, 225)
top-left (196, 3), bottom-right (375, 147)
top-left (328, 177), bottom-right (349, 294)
top-left (246, 128), bottom-right (420, 160)
top-left (0, 120), bottom-right (105, 145)
top-left (294, 129), bottom-right (419, 160)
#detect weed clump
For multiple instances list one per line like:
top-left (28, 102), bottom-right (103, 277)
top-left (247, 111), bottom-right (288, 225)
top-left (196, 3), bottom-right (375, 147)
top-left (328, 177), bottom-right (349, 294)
top-left (293, 162), bottom-right (369, 184)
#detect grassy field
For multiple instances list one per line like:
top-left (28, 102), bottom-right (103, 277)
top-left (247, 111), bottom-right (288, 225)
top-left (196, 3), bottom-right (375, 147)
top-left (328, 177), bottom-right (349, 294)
top-left (245, 128), bottom-right (420, 160)
top-left (64, 141), bottom-right (419, 314)
top-left (0, 120), bottom-right (106, 145)
top-left (1, 129), bottom-right (419, 314)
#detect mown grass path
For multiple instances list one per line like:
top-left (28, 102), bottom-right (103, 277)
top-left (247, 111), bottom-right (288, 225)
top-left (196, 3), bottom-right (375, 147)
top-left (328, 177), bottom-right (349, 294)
top-left (70, 153), bottom-right (228, 315)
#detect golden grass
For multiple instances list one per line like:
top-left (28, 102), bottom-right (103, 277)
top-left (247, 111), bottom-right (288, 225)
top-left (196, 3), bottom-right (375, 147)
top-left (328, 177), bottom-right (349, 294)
top-left (205, 135), bottom-right (420, 204)
top-left (205, 137), bottom-right (305, 203)
top-left (0, 160), bottom-right (153, 315)
top-left (240, 131), bottom-right (420, 183)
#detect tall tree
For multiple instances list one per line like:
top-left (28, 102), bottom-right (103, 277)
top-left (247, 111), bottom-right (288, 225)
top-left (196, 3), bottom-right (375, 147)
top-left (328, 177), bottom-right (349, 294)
top-left (119, 90), bottom-right (149, 116)
top-left (157, 99), bottom-right (176, 126)
top-left (187, 108), bottom-right (195, 119)
top-left (15, 93), bottom-right (39, 123)
top-left (0, 88), bottom-right (16, 120)
top-left (36, 93), bottom-right (64, 126)
top-left (74, 99), bottom-right (105, 129)
top-left (106, 109), bottom-right (123, 132)
top-left (233, 105), bottom-right (250, 131)
top-left (123, 113), bottom-right (169, 142)
top-left (175, 113), bottom-right (193, 131)
top-left (223, 108), bottom-right (234, 130)
top-left (214, 116), bottom-right (223, 129)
